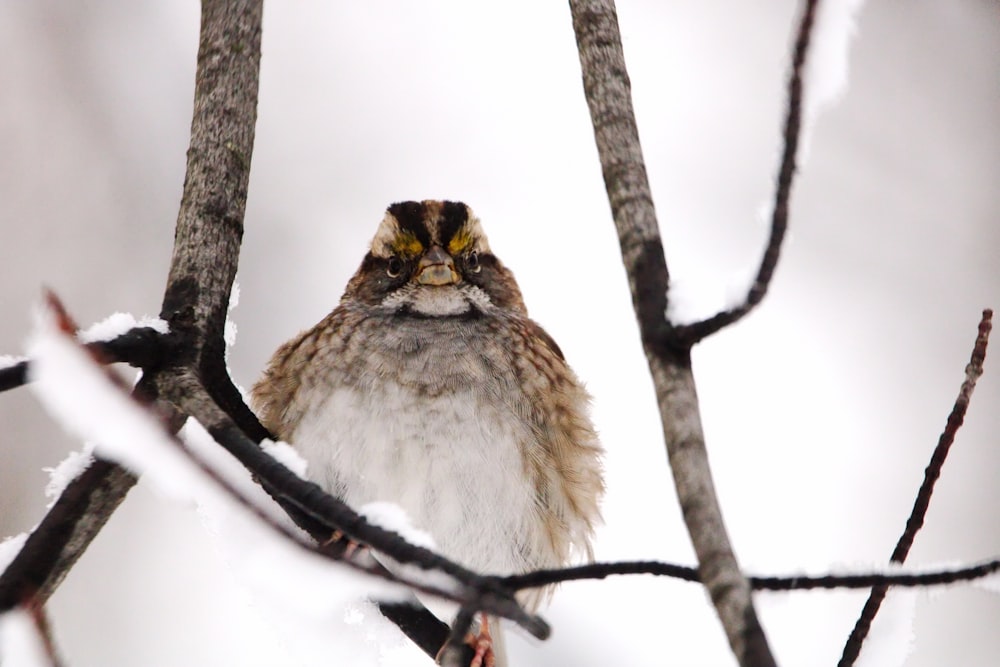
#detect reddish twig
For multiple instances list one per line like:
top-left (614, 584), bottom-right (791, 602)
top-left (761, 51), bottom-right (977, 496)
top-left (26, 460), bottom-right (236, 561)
top-left (670, 0), bottom-right (818, 345)
top-left (24, 598), bottom-right (63, 667)
top-left (839, 308), bottom-right (993, 666)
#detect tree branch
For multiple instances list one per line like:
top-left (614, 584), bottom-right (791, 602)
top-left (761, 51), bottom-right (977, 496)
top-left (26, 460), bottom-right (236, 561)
top-left (839, 308), bottom-right (993, 666)
top-left (0, 0), bottom-right (261, 618)
top-left (0, 327), bottom-right (173, 394)
top-left (500, 557), bottom-right (1000, 592)
top-left (671, 0), bottom-right (818, 345)
top-left (568, 1), bottom-right (777, 664)
top-left (0, 360), bottom-right (28, 392)
top-left (437, 606), bottom-right (477, 667)
top-left (0, 458), bottom-right (136, 610)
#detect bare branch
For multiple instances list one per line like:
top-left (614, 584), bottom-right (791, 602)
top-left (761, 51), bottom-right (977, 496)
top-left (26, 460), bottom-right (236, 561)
top-left (0, 361), bottom-right (28, 392)
top-left (378, 601), bottom-right (472, 663)
top-left (568, 1), bottom-right (774, 663)
top-left (437, 606), bottom-right (477, 667)
top-left (501, 557), bottom-right (1000, 592)
top-left (671, 0), bottom-right (818, 344)
top-left (0, 326), bottom-right (172, 395)
top-left (751, 559), bottom-right (1000, 592)
top-left (839, 308), bottom-right (994, 666)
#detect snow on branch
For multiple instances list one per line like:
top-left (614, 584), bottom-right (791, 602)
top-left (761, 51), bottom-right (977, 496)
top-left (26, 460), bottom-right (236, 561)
top-left (0, 323), bottom-right (174, 394)
top-left (24, 295), bottom-right (547, 642)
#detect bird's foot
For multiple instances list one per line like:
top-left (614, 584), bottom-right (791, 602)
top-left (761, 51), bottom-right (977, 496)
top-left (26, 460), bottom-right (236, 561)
top-left (466, 615), bottom-right (495, 667)
top-left (321, 529), bottom-right (363, 559)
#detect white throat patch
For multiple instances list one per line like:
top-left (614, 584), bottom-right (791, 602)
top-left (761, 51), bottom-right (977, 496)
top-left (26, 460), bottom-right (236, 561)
top-left (381, 284), bottom-right (493, 316)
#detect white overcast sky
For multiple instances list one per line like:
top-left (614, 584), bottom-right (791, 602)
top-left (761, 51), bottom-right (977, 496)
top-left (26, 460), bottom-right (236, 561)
top-left (1, 1), bottom-right (998, 666)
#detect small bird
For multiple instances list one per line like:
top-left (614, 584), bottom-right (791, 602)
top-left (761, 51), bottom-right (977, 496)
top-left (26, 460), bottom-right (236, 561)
top-left (251, 200), bottom-right (604, 665)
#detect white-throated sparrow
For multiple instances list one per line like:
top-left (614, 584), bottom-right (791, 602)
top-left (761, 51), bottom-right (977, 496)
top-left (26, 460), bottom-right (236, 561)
top-left (251, 200), bottom-right (604, 665)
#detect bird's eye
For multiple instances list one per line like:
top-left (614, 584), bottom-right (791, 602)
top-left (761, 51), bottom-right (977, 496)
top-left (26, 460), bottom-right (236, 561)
top-left (386, 256), bottom-right (403, 278)
top-left (466, 250), bottom-right (481, 273)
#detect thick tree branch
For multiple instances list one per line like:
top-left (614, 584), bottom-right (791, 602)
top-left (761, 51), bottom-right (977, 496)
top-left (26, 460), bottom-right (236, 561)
top-left (0, 0), bottom-right (261, 616)
top-left (156, 0), bottom-right (262, 435)
top-left (568, 1), bottom-right (775, 664)
top-left (839, 308), bottom-right (993, 667)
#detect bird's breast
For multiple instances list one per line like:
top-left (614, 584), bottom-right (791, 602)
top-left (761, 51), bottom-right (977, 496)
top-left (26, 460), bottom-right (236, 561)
top-left (289, 336), bottom-right (555, 576)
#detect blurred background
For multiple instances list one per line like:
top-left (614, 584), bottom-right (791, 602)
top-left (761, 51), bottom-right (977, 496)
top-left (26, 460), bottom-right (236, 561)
top-left (1, 1), bottom-right (998, 665)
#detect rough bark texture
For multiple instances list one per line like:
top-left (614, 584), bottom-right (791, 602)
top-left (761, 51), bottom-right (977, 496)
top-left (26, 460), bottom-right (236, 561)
top-left (157, 0), bottom-right (262, 419)
top-left (568, 1), bottom-right (776, 665)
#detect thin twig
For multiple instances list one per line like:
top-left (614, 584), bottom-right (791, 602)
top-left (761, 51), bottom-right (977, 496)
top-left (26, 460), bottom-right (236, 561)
top-left (751, 558), bottom-right (1000, 592)
top-left (671, 0), bottom-right (819, 345)
top-left (499, 557), bottom-right (1000, 592)
top-left (25, 599), bottom-right (63, 667)
top-left (839, 308), bottom-right (993, 666)
top-left (0, 326), bottom-right (172, 394)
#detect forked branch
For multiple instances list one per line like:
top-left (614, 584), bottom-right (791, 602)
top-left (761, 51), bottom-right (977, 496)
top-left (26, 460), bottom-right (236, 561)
top-left (569, 0), bottom-right (821, 663)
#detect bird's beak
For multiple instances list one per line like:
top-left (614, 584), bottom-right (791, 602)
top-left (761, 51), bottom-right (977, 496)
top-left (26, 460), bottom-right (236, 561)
top-left (415, 245), bottom-right (459, 286)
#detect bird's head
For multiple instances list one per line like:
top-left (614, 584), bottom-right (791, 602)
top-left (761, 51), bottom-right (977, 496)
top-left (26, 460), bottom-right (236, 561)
top-left (342, 200), bottom-right (526, 317)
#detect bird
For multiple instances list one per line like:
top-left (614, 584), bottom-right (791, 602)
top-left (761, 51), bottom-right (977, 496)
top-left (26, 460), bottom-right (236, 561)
top-left (251, 200), bottom-right (604, 666)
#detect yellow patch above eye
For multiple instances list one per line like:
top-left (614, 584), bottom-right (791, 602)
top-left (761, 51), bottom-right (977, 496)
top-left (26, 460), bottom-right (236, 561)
top-left (447, 229), bottom-right (473, 256)
top-left (391, 232), bottom-right (424, 258)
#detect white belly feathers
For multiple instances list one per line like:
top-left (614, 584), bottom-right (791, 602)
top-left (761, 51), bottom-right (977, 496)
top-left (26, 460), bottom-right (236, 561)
top-left (291, 378), bottom-right (546, 577)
